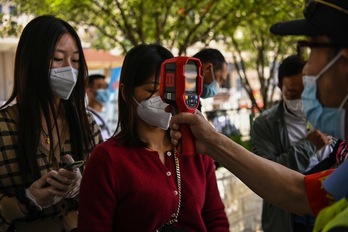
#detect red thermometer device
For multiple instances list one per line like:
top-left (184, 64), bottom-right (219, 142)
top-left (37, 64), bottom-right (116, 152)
top-left (160, 57), bottom-right (202, 156)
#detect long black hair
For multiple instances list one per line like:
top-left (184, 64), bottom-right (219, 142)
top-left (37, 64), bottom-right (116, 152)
top-left (1, 15), bottom-right (95, 183)
top-left (114, 43), bottom-right (173, 147)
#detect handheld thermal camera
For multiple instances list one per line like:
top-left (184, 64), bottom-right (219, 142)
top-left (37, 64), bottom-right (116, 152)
top-left (160, 57), bottom-right (202, 156)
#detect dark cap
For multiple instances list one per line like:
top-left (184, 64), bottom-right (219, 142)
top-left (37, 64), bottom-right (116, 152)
top-left (270, 0), bottom-right (348, 47)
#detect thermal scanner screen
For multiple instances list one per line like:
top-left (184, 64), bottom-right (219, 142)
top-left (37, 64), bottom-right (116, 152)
top-left (184, 61), bottom-right (199, 109)
top-left (184, 62), bottom-right (197, 92)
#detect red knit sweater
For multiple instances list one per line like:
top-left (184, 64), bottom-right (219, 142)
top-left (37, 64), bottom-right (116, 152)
top-left (78, 139), bottom-right (229, 231)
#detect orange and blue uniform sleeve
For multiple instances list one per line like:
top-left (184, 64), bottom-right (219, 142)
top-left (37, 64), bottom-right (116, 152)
top-left (304, 169), bottom-right (336, 216)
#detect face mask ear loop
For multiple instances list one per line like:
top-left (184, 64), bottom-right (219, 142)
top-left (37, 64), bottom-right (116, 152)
top-left (317, 52), bottom-right (342, 78)
top-left (210, 67), bottom-right (216, 81)
top-left (132, 96), bottom-right (141, 106)
top-left (339, 94), bottom-right (348, 109)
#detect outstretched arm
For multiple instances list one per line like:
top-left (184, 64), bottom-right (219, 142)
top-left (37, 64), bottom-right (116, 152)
top-left (169, 110), bottom-right (312, 216)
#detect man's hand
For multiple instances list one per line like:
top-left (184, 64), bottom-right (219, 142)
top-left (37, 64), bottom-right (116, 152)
top-left (168, 108), bottom-right (218, 155)
top-left (306, 130), bottom-right (332, 151)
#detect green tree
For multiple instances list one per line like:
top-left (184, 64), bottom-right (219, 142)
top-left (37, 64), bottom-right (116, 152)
top-left (10, 0), bottom-right (244, 54)
top-left (216, 0), bottom-right (304, 112)
top-left (4, 0), bottom-right (305, 110)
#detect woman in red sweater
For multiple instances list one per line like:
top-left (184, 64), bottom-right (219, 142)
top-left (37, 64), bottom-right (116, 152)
top-left (78, 44), bottom-right (229, 232)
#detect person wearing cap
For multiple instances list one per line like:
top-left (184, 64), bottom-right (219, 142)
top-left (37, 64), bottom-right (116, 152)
top-left (168, 0), bottom-right (348, 231)
top-left (251, 54), bottom-right (335, 232)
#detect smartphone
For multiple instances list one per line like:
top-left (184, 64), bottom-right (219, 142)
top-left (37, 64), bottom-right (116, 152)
top-left (64, 160), bottom-right (85, 170)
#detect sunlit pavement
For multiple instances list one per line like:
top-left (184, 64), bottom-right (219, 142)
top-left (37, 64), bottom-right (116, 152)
top-left (216, 168), bottom-right (263, 232)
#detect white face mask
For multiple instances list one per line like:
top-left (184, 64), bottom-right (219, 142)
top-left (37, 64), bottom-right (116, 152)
top-left (134, 96), bottom-right (172, 130)
top-left (50, 66), bottom-right (78, 100)
top-left (283, 98), bottom-right (305, 118)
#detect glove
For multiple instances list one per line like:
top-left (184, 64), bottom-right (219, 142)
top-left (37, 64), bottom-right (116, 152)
top-left (25, 155), bottom-right (83, 209)
top-left (25, 172), bottom-right (63, 210)
top-left (27, 155), bottom-right (82, 204)
top-left (61, 155), bottom-right (82, 199)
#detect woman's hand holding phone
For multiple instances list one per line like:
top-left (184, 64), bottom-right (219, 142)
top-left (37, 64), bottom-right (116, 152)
top-left (51, 155), bottom-right (83, 198)
top-left (64, 160), bottom-right (85, 170)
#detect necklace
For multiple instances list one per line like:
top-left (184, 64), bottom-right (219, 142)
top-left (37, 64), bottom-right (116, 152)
top-left (41, 105), bottom-right (62, 145)
top-left (41, 120), bottom-right (57, 145)
top-left (156, 146), bottom-right (182, 231)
